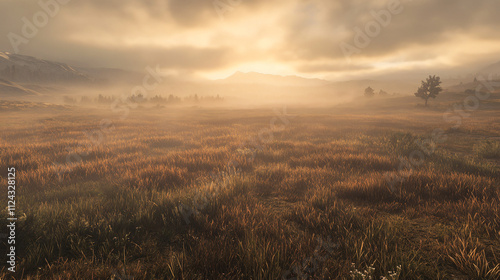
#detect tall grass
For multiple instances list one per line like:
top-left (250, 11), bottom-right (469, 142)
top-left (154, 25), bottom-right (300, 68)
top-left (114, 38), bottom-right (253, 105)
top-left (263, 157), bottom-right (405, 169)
top-left (0, 106), bottom-right (498, 279)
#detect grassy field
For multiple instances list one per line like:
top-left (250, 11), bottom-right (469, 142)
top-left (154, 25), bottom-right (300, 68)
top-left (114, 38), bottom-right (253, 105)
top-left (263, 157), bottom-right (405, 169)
top-left (0, 92), bottom-right (499, 279)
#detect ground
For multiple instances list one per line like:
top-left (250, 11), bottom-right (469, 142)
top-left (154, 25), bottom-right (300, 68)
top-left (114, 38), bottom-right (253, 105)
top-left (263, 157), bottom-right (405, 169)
top-left (0, 92), bottom-right (499, 279)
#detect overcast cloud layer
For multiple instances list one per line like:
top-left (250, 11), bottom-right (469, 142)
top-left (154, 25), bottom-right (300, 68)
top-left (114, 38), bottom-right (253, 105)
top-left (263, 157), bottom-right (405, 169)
top-left (1, 0), bottom-right (499, 80)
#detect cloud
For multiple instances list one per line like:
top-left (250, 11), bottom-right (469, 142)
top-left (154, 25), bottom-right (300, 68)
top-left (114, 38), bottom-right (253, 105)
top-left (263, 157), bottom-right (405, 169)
top-left (295, 62), bottom-right (373, 74)
top-left (21, 39), bottom-right (236, 71)
top-left (0, 0), bottom-right (499, 79)
top-left (278, 0), bottom-right (500, 60)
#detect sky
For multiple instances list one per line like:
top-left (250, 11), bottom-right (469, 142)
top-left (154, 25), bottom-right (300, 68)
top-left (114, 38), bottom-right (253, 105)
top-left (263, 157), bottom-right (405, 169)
top-left (1, 0), bottom-right (500, 80)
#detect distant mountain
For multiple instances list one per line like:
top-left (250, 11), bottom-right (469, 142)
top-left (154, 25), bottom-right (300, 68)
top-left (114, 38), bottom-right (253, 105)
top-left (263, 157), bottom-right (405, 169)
top-left (446, 61), bottom-right (500, 91)
top-left (220, 71), bottom-right (330, 87)
top-left (0, 52), bottom-right (91, 85)
top-left (0, 77), bottom-right (41, 96)
top-left (479, 61), bottom-right (500, 76)
top-left (76, 67), bottom-right (142, 85)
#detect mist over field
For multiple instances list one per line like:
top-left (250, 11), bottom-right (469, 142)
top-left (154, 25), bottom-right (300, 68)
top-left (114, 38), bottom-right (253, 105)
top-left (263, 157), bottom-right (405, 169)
top-left (1, 0), bottom-right (500, 279)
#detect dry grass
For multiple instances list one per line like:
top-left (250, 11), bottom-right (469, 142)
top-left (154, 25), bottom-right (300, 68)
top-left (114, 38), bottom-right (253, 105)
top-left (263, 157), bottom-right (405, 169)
top-left (0, 95), bottom-right (499, 279)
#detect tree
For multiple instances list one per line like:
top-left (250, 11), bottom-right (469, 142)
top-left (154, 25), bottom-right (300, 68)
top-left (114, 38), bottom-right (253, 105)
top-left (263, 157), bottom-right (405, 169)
top-left (80, 96), bottom-right (91, 103)
top-left (364, 86), bottom-right (375, 97)
top-left (379, 89), bottom-right (388, 96)
top-left (414, 75), bottom-right (442, 106)
top-left (63, 96), bottom-right (76, 104)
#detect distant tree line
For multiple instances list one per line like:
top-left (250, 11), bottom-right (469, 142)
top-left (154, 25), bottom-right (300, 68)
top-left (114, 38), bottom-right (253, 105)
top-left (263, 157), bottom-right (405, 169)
top-left (63, 94), bottom-right (224, 105)
top-left (364, 86), bottom-right (389, 98)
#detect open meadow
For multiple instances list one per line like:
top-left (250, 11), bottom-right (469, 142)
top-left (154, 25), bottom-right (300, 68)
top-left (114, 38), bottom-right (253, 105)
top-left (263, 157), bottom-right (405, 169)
top-left (1, 91), bottom-right (499, 279)
top-left (2, 0), bottom-right (500, 278)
